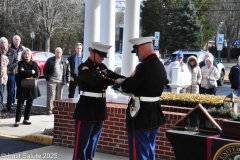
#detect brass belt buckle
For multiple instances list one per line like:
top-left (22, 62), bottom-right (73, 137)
top-left (131, 106), bottom-right (137, 111)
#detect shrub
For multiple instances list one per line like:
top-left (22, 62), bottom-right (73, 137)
top-left (161, 92), bottom-right (240, 120)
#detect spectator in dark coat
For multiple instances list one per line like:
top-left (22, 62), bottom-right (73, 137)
top-left (229, 56), bottom-right (240, 96)
top-left (67, 43), bottom-right (83, 98)
top-left (10, 35), bottom-right (25, 105)
top-left (43, 47), bottom-right (70, 115)
top-left (14, 48), bottom-right (41, 127)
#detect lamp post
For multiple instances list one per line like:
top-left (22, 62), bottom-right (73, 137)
top-left (30, 32), bottom-right (35, 51)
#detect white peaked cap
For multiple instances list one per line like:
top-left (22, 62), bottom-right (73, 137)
top-left (129, 36), bottom-right (155, 46)
top-left (91, 42), bottom-right (112, 53)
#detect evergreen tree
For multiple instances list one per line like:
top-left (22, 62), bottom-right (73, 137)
top-left (170, 0), bottom-right (203, 49)
top-left (141, 0), bottom-right (178, 54)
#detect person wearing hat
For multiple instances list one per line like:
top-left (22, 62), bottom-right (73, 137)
top-left (166, 51), bottom-right (189, 85)
top-left (72, 42), bottom-right (125, 160)
top-left (67, 42), bottom-right (83, 98)
top-left (117, 37), bottom-right (166, 160)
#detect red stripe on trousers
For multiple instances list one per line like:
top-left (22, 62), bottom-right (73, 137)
top-left (133, 136), bottom-right (137, 160)
top-left (206, 134), bottom-right (219, 160)
top-left (74, 120), bottom-right (81, 160)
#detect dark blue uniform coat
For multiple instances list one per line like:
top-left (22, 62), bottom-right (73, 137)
top-left (121, 54), bottom-right (167, 130)
top-left (73, 58), bottom-right (125, 121)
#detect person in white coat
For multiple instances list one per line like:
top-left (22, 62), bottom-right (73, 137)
top-left (167, 52), bottom-right (189, 92)
top-left (186, 56), bottom-right (202, 94)
top-left (200, 57), bottom-right (219, 95)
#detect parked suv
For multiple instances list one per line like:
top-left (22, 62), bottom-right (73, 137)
top-left (164, 49), bottom-right (225, 86)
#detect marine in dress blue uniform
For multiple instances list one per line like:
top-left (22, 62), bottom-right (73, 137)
top-left (72, 42), bottom-right (125, 160)
top-left (120, 37), bottom-right (167, 160)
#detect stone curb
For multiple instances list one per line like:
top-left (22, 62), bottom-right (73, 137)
top-left (20, 134), bottom-right (53, 145)
top-left (0, 105), bottom-right (53, 146)
top-left (0, 133), bottom-right (53, 146)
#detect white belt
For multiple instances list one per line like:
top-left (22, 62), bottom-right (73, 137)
top-left (139, 97), bottom-right (159, 102)
top-left (82, 91), bottom-right (106, 98)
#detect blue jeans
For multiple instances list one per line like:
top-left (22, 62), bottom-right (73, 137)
top-left (232, 89), bottom-right (240, 96)
top-left (200, 86), bottom-right (217, 95)
top-left (0, 84), bottom-right (3, 111)
top-left (6, 74), bottom-right (15, 109)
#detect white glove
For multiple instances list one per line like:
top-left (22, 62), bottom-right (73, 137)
top-left (115, 78), bottom-right (125, 84)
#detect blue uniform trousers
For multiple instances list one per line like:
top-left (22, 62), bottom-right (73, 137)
top-left (128, 127), bottom-right (159, 160)
top-left (73, 120), bottom-right (103, 160)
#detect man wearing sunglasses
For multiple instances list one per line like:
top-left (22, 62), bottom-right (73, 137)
top-left (72, 42), bottom-right (125, 160)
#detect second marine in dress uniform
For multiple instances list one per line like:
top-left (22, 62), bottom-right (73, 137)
top-left (72, 42), bottom-right (125, 160)
top-left (120, 37), bottom-right (167, 160)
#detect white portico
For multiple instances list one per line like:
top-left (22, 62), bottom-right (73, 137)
top-left (83, 0), bottom-right (140, 76)
top-left (82, 0), bottom-right (141, 102)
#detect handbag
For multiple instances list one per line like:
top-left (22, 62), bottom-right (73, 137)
top-left (207, 68), bottom-right (215, 88)
top-left (207, 79), bottom-right (215, 88)
top-left (21, 77), bottom-right (37, 88)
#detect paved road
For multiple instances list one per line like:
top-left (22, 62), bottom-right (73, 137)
top-left (0, 137), bottom-right (45, 155)
top-left (2, 77), bottom-right (232, 108)
top-left (3, 78), bottom-right (78, 107)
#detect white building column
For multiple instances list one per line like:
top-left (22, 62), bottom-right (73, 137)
top-left (100, 0), bottom-right (117, 102)
top-left (83, 0), bottom-right (100, 62)
top-left (121, 0), bottom-right (140, 76)
top-left (100, 0), bottom-right (115, 71)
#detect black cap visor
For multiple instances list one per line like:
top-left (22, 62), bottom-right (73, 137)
top-left (94, 50), bottom-right (108, 58)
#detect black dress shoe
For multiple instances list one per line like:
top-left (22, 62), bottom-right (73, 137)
top-left (14, 123), bottom-right (19, 127)
top-left (23, 121), bottom-right (32, 125)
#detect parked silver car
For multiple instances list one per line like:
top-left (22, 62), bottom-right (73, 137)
top-left (164, 49), bottom-right (225, 85)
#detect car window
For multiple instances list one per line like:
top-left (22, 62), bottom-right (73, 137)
top-left (46, 53), bottom-right (54, 58)
top-left (35, 53), bottom-right (47, 60)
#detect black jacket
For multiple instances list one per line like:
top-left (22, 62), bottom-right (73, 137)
top-left (10, 43), bottom-right (25, 53)
top-left (121, 54), bottom-right (167, 130)
top-left (67, 53), bottom-right (83, 76)
top-left (43, 56), bottom-right (70, 84)
top-left (16, 61), bottom-right (41, 100)
top-left (229, 64), bottom-right (239, 90)
top-left (73, 58), bottom-right (125, 121)
top-left (5, 47), bottom-right (18, 74)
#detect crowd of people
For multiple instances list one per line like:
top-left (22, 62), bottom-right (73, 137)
top-left (166, 51), bottom-right (220, 95)
top-left (1, 34), bottom-right (240, 160)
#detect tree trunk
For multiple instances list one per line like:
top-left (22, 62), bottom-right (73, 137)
top-left (45, 34), bottom-right (50, 52)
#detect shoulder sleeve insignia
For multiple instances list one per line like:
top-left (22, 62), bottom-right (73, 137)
top-left (82, 66), bottom-right (89, 70)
